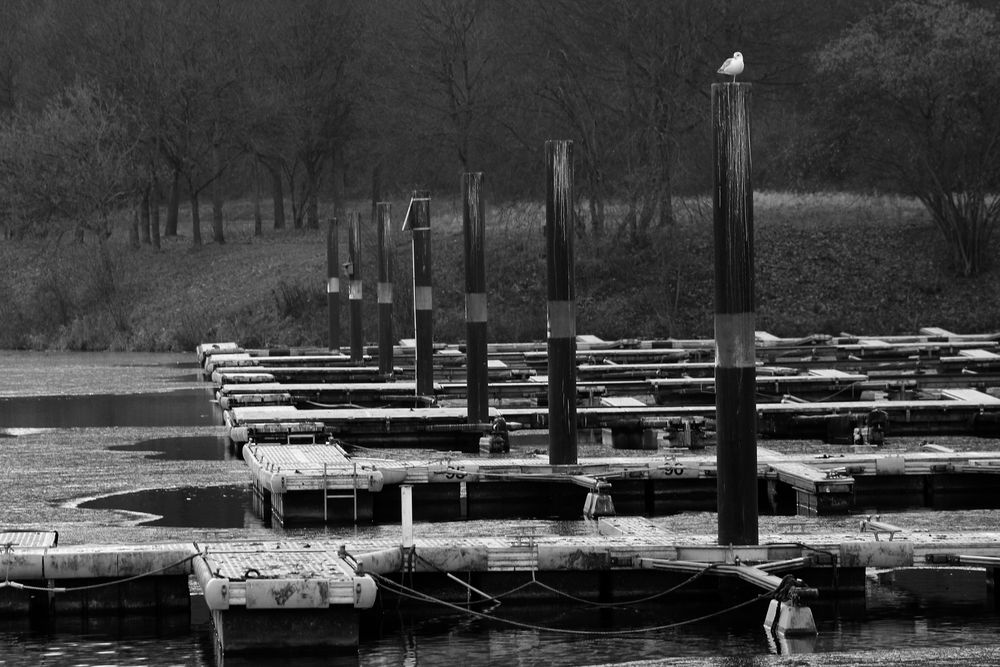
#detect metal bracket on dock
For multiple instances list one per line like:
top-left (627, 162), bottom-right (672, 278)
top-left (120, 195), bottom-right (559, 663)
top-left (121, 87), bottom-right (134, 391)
top-left (582, 481), bottom-right (615, 519)
top-left (770, 573), bottom-right (818, 605)
top-left (859, 515), bottom-right (902, 541)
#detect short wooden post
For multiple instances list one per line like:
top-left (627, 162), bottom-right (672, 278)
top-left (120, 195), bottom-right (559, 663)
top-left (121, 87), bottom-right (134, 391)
top-left (712, 82), bottom-right (758, 546)
top-left (405, 192), bottom-right (434, 396)
top-left (545, 141), bottom-right (578, 465)
top-left (326, 218), bottom-right (340, 353)
top-left (376, 202), bottom-right (394, 375)
top-left (347, 211), bottom-right (364, 363)
top-left (463, 173), bottom-right (489, 425)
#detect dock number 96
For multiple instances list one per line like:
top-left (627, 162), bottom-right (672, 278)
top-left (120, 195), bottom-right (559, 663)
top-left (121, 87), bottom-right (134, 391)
top-left (663, 466), bottom-right (685, 476)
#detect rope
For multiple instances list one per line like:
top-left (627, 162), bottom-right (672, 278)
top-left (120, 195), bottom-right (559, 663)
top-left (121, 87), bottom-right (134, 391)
top-left (524, 562), bottom-right (719, 608)
top-left (369, 571), bottom-right (772, 637)
top-left (815, 381), bottom-right (865, 403)
top-left (0, 550), bottom-right (200, 594)
top-left (409, 553), bottom-right (714, 609)
top-left (356, 549), bottom-right (721, 610)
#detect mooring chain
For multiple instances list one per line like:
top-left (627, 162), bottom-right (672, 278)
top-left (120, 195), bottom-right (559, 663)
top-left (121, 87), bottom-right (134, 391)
top-left (369, 570), bottom-right (774, 637)
top-left (0, 549), bottom-right (202, 594)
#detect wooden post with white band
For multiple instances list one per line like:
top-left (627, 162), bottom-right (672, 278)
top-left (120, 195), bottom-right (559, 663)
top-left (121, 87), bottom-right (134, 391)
top-left (326, 218), bottom-right (340, 353)
top-left (376, 202), bottom-right (394, 376)
top-left (347, 211), bottom-right (364, 363)
top-left (545, 141), bottom-right (578, 466)
top-left (463, 172), bottom-right (489, 425)
top-left (405, 191), bottom-right (434, 397)
top-left (712, 82), bottom-right (758, 546)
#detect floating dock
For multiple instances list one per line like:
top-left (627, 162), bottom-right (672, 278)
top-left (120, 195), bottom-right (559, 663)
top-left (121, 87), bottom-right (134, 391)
top-left (200, 331), bottom-right (1000, 525)
top-left (5, 520), bottom-right (1000, 654)
top-left (240, 441), bottom-right (1000, 524)
top-left (19, 330), bottom-right (982, 654)
top-left (219, 391), bottom-right (1000, 452)
top-left (224, 405), bottom-right (502, 451)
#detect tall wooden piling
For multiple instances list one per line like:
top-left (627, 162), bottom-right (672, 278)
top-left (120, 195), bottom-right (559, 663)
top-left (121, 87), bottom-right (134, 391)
top-left (376, 202), bottom-right (394, 375)
top-left (712, 82), bottom-right (758, 546)
top-left (405, 192), bottom-right (434, 396)
top-left (326, 218), bottom-right (340, 353)
top-left (545, 141), bottom-right (578, 465)
top-left (348, 211), bottom-right (364, 363)
top-left (463, 173), bottom-right (489, 425)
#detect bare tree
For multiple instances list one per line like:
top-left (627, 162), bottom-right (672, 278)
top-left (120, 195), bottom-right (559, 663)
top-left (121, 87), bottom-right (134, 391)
top-left (819, 0), bottom-right (1000, 276)
top-left (241, 0), bottom-right (364, 230)
top-left (0, 82), bottom-right (140, 240)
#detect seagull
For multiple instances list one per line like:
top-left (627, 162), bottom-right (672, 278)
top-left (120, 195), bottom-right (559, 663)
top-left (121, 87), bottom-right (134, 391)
top-left (717, 51), bottom-right (744, 82)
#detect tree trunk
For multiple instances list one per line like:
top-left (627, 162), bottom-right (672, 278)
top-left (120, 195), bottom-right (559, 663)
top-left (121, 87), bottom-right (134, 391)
top-left (292, 168), bottom-right (304, 229)
top-left (212, 194), bottom-right (225, 244)
top-left (190, 190), bottom-right (202, 246)
top-left (269, 163), bottom-right (285, 230)
top-left (582, 162), bottom-right (605, 238)
top-left (306, 160), bottom-right (319, 229)
top-left (140, 187), bottom-right (151, 245)
top-left (253, 160), bottom-right (263, 236)
top-left (165, 168), bottom-right (180, 237)
top-left (212, 142), bottom-right (225, 244)
top-left (657, 171), bottom-right (675, 227)
top-left (587, 196), bottom-right (605, 238)
top-left (637, 185), bottom-right (655, 236)
top-left (129, 206), bottom-right (140, 249)
top-left (150, 175), bottom-right (161, 250)
top-left (332, 147), bottom-right (346, 222)
top-left (370, 161), bottom-right (381, 226)
top-left (656, 122), bottom-right (675, 227)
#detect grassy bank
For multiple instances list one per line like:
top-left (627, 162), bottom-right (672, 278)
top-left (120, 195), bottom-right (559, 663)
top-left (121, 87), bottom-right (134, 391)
top-left (1, 192), bottom-right (997, 352)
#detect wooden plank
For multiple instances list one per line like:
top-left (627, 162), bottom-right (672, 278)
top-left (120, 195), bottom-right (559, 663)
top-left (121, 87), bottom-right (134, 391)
top-left (940, 388), bottom-right (1000, 404)
top-left (599, 396), bottom-right (647, 408)
top-left (919, 327), bottom-right (955, 338)
top-left (957, 349), bottom-right (1000, 359)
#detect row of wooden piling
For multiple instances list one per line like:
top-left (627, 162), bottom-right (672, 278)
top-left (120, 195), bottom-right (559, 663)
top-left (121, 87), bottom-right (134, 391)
top-left (266, 84), bottom-right (761, 547)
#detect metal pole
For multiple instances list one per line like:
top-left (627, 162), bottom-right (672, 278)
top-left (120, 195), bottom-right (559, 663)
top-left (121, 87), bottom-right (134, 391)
top-left (405, 191), bottom-right (434, 397)
top-left (545, 141), bottom-right (577, 465)
top-left (712, 82), bottom-right (758, 546)
top-left (348, 211), bottom-right (364, 363)
top-left (401, 484), bottom-right (414, 548)
top-left (326, 218), bottom-right (340, 352)
top-left (463, 173), bottom-right (488, 425)
top-left (377, 202), bottom-right (394, 375)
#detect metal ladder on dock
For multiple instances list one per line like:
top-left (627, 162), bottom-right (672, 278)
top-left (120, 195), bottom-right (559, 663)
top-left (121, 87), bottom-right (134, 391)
top-left (322, 462), bottom-right (358, 523)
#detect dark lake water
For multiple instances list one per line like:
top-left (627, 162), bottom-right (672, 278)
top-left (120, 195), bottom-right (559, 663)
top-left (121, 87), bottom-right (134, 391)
top-left (2, 351), bottom-right (1000, 666)
top-left (109, 434), bottom-right (239, 461)
top-left (79, 484), bottom-right (266, 528)
top-left (0, 388), bottom-right (218, 428)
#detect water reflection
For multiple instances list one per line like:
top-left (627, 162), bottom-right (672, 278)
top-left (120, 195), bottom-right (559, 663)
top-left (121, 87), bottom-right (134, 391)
top-left (0, 388), bottom-right (217, 427)
top-left (0, 583), bottom-right (998, 666)
top-left (79, 484), bottom-right (266, 529)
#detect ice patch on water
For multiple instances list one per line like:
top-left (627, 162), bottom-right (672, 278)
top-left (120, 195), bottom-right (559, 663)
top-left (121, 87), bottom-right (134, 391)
top-left (0, 427), bottom-right (51, 437)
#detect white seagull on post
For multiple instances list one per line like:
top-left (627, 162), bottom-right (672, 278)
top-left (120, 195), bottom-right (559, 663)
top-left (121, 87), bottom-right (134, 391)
top-left (717, 51), bottom-right (744, 82)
